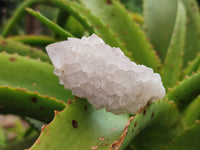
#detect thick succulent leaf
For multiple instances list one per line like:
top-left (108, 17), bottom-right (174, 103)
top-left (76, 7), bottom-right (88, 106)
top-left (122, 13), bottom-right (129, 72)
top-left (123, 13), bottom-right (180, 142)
top-left (29, 98), bottom-right (129, 150)
top-left (0, 38), bottom-right (50, 62)
top-left (143, 0), bottom-right (178, 61)
top-left (161, 0), bottom-right (186, 88)
top-left (0, 136), bottom-right (38, 150)
top-left (54, 9), bottom-right (70, 37)
top-left (64, 16), bottom-right (85, 38)
top-left (129, 12), bottom-right (144, 25)
top-left (7, 35), bottom-right (57, 47)
top-left (166, 71), bottom-right (200, 111)
top-left (29, 99), bottom-right (182, 150)
top-left (115, 100), bottom-right (183, 150)
top-left (0, 86), bottom-right (66, 123)
top-left (181, 0), bottom-right (200, 67)
top-left (183, 53), bottom-right (200, 77)
top-left (183, 95), bottom-right (200, 126)
top-left (0, 52), bottom-right (73, 102)
top-left (120, 0), bottom-right (143, 14)
top-left (165, 121), bottom-right (200, 150)
top-left (55, 10), bottom-right (85, 38)
top-left (81, 0), bottom-right (160, 70)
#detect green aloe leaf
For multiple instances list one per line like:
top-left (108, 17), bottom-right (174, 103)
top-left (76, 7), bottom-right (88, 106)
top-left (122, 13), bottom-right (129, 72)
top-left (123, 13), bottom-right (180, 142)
top-left (55, 9), bottom-right (70, 34)
top-left (64, 16), bottom-right (85, 38)
top-left (165, 121), bottom-right (200, 150)
top-left (29, 98), bottom-right (129, 150)
top-left (7, 35), bottom-right (57, 47)
top-left (161, 0), bottom-right (186, 89)
top-left (0, 52), bottom-right (73, 102)
top-left (0, 86), bottom-right (66, 123)
top-left (183, 53), bottom-right (200, 77)
top-left (144, 0), bottom-right (200, 66)
top-left (183, 95), bottom-right (200, 126)
top-left (29, 99), bottom-right (182, 150)
top-left (181, 0), bottom-right (200, 67)
top-left (166, 71), bottom-right (200, 111)
top-left (0, 38), bottom-right (50, 62)
top-left (143, 0), bottom-right (178, 61)
top-left (81, 0), bottom-right (160, 70)
top-left (118, 100), bottom-right (183, 150)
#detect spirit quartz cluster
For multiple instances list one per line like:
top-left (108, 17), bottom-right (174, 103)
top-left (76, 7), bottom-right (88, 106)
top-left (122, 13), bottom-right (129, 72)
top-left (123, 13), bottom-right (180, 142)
top-left (46, 34), bottom-right (165, 115)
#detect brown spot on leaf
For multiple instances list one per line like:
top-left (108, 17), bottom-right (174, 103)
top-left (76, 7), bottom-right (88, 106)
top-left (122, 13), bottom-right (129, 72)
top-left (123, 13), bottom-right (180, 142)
top-left (107, 0), bottom-right (112, 5)
top-left (109, 116), bottom-right (134, 150)
top-left (195, 120), bottom-right (200, 123)
top-left (67, 99), bottom-right (72, 105)
top-left (32, 82), bottom-right (36, 86)
top-left (91, 145), bottom-right (98, 150)
top-left (36, 139), bottom-right (40, 144)
top-left (72, 120), bottom-right (78, 128)
top-left (99, 137), bottom-right (105, 141)
top-left (110, 13), bottom-right (115, 17)
top-left (41, 125), bottom-right (47, 131)
top-left (151, 112), bottom-right (154, 119)
top-left (84, 106), bottom-right (87, 111)
top-left (31, 97), bottom-right (38, 103)
top-left (54, 110), bottom-right (59, 115)
top-left (143, 108), bottom-right (146, 115)
top-left (0, 40), bottom-right (7, 45)
top-left (17, 88), bottom-right (26, 92)
top-left (134, 121), bottom-right (137, 127)
top-left (9, 57), bottom-right (17, 62)
top-left (123, 30), bottom-right (127, 34)
top-left (156, 51), bottom-right (162, 58)
top-left (122, 42), bottom-right (126, 47)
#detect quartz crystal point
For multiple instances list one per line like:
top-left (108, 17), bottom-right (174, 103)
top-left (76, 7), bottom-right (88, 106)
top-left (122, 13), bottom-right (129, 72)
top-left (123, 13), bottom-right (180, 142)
top-left (46, 34), bottom-right (165, 115)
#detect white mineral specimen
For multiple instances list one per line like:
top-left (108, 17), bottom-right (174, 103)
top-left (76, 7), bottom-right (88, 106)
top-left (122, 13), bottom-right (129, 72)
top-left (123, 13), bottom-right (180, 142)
top-left (46, 34), bottom-right (165, 115)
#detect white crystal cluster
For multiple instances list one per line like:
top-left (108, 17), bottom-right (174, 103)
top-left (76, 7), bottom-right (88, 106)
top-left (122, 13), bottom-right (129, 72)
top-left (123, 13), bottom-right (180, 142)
top-left (46, 34), bottom-right (165, 115)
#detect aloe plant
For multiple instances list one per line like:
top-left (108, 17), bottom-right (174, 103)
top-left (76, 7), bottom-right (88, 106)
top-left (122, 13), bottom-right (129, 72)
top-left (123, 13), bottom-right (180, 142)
top-left (0, 0), bottom-right (200, 150)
